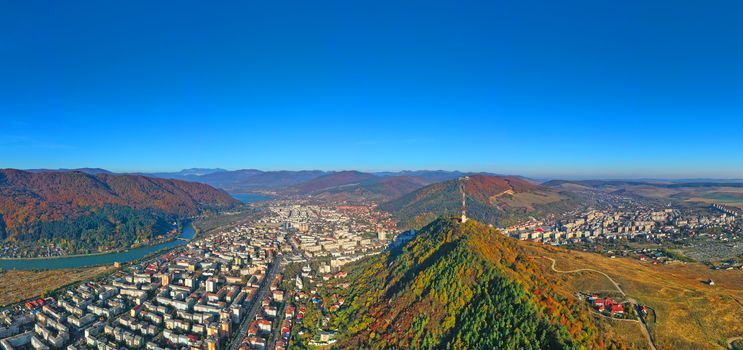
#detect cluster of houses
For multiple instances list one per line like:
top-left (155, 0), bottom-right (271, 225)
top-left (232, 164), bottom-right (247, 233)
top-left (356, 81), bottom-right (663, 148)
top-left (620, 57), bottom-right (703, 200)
top-left (0, 214), bottom-right (285, 350)
top-left (587, 295), bottom-right (627, 317)
top-left (267, 203), bottom-right (393, 260)
top-left (284, 263), bottom-right (344, 348)
top-left (505, 202), bottom-right (741, 246)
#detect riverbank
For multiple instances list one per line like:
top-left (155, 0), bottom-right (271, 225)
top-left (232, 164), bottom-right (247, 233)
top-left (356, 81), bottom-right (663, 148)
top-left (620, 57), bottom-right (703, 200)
top-left (0, 222), bottom-right (195, 270)
top-left (0, 238), bottom-right (174, 261)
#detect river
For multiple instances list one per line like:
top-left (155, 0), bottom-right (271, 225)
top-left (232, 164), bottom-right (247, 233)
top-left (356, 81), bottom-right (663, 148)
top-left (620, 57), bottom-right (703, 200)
top-left (0, 194), bottom-right (268, 270)
top-left (232, 193), bottom-right (272, 203)
top-left (0, 222), bottom-right (195, 270)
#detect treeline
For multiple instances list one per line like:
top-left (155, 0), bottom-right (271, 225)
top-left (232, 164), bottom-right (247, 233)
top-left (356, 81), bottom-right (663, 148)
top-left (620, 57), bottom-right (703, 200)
top-left (447, 269), bottom-right (572, 349)
top-left (5, 205), bottom-right (175, 253)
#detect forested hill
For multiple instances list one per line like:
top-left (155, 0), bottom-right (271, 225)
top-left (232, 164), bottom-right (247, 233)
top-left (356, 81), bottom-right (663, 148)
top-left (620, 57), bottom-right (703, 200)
top-left (326, 218), bottom-right (623, 349)
top-left (380, 175), bottom-right (581, 230)
top-left (0, 169), bottom-right (238, 255)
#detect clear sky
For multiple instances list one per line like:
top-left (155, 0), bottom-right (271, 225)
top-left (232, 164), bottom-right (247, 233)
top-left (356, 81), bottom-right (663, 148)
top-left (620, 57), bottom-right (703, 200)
top-left (1, 1), bottom-right (741, 179)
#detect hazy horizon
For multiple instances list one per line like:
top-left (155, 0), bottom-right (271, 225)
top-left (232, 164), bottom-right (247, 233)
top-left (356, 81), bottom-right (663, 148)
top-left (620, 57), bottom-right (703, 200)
top-left (6, 166), bottom-right (743, 182)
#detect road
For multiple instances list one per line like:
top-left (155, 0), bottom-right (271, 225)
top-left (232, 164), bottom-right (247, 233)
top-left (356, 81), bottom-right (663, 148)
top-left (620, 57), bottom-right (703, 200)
top-left (634, 303), bottom-right (658, 350)
top-left (541, 256), bottom-right (657, 350)
top-left (542, 256), bottom-right (625, 296)
top-left (227, 255), bottom-right (283, 350)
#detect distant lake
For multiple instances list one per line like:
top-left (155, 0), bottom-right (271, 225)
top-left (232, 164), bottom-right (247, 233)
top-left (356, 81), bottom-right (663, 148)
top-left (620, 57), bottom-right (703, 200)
top-left (0, 222), bottom-right (196, 270)
top-left (232, 193), bottom-right (272, 203)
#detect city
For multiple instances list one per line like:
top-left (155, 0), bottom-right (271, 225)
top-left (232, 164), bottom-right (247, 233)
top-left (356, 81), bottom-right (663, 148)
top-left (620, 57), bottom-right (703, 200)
top-left (0, 201), bottom-right (398, 350)
top-left (2, 191), bottom-right (741, 349)
top-left (503, 201), bottom-right (742, 269)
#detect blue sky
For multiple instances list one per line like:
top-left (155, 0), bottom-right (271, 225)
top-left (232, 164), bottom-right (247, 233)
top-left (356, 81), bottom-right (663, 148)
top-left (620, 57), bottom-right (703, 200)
top-left (1, 0), bottom-right (742, 178)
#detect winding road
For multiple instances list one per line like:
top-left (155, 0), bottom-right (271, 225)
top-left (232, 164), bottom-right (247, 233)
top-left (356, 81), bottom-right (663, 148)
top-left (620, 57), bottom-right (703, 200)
top-left (541, 256), bottom-right (657, 350)
top-left (543, 256), bottom-right (626, 296)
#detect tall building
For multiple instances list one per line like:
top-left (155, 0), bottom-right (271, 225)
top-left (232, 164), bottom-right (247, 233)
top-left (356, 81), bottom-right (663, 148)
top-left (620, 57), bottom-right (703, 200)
top-left (206, 278), bottom-right (217, 293)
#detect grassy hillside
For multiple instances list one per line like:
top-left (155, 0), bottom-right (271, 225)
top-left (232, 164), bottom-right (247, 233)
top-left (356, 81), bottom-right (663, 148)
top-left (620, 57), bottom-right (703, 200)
top-left (529, 244), bottom-right (743, 350)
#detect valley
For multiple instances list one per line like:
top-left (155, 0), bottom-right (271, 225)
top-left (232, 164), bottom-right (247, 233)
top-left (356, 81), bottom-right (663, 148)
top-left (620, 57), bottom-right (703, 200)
top-left (4, 1), bottom-right (742, 348)
top-left (1, 169), bottom-right (741, 350)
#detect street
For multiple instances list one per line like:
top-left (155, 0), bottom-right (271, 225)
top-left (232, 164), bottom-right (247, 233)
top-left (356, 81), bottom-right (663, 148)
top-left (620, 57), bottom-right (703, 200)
top-left (227, 255), bottom-right (283, 350)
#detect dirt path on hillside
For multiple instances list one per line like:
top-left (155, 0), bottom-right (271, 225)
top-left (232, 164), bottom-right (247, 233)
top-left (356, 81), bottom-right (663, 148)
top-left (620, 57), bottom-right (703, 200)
top-left (541, 256), bottom-right (657, 350)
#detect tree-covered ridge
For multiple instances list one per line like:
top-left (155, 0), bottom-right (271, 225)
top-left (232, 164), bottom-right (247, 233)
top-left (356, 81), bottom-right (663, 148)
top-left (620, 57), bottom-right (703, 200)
top-left (5, 205), bottom-right (176, 255)
top-left (280, 171), bottom-right (432, 203)
top-left (380, 175), bottom-right (581, 230)
top-left (328, 218), bottom-right (624, 349)
top-left (0, 169), bottom-right (238, 253)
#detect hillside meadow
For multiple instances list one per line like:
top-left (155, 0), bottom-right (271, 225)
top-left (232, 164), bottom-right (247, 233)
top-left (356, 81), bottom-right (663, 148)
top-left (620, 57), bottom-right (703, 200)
top-left (527, 243), bottom-right (743, 350)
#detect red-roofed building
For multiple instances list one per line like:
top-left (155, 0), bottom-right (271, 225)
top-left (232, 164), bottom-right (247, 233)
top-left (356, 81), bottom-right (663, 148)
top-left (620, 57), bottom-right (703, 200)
top-left (248, 321), bottom-right (258, 336)
top-left (257, 319), bottom-right (272, 332)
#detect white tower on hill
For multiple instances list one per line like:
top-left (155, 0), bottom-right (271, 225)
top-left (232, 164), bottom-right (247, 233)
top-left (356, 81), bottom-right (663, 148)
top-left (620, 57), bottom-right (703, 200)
top-left (460, 176), bottom-right (469, 223)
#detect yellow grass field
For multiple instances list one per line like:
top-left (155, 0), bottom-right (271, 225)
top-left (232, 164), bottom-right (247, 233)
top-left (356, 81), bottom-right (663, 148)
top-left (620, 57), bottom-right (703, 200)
top-left (0, 266), bottom-right (114, 307)
top-left (527, 243), bottom-right (743, 350)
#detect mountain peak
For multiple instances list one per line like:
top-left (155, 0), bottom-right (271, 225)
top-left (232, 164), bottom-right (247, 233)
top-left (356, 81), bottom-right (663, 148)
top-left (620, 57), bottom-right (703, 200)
top-left (381, 175), bottom-right (577, 230)
top-left (329, 215), bottom-right (609, 349)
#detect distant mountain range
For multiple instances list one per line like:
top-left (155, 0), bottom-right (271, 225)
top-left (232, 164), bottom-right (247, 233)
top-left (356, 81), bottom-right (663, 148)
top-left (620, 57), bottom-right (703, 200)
top-left (382, 175), bottom-right (582, 229)
top-left (141, 168), bottom-right (492, 194)
top-left (147, 168), bottom-right (227, 177)
top-left (17, 168), bottom-right (741, 224)
top-left (0, 169), bottom-right (238, 255)
top-left (544, 179), bottom-right (743, 208)
top-left (135, 169), bottom-right (523, 203)
top-left (34, 167), bottom-right (539, 205)
top-left (374, 170), bottom-right (504, 182)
